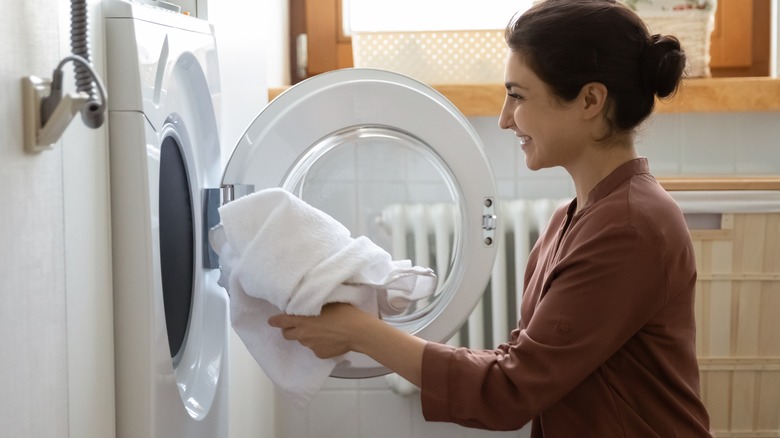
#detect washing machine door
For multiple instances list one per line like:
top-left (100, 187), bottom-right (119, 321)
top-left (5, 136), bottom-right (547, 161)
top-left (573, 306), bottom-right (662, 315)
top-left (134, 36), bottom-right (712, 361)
top-left (221, 68), bottom-right (498, 378)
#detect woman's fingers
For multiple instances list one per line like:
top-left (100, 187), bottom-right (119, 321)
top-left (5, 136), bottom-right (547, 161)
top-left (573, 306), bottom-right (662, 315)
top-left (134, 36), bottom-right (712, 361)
top-left (268, 315), bottom-right (306, 342)
top-left (279, 327), bottom-right (297, 341)
top-left (267, 313), bottom-right (295, 329)
top-left (267, 305), bottom-right (361, 358)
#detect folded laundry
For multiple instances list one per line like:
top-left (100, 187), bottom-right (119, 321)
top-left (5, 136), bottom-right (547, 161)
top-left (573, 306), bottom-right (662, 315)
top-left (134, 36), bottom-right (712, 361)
top-left (209, 188), bottom-right (437, 408)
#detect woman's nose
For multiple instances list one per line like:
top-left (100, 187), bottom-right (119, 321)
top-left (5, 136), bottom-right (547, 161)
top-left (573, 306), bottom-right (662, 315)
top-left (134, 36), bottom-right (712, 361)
top-left (498, 100), bottom-right (513, 130)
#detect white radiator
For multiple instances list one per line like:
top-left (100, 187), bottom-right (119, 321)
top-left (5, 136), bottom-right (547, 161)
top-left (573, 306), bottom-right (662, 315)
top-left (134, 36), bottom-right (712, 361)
top-left (379, 198), bottom-right (567, 349)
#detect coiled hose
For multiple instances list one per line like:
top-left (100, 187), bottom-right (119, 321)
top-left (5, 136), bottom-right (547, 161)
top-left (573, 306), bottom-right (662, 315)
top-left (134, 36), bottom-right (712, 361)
top-left (70, 0), bottom-right (106, 128)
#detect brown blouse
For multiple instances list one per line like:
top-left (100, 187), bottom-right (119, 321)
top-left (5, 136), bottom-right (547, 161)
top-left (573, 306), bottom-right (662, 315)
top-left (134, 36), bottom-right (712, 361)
top-left (421, 158), bottom-right (712, 437)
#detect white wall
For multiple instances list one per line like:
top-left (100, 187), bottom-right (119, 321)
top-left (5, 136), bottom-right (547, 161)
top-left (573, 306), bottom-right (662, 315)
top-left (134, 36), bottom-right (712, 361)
top-left (1, 0), bottom-right (113, 437)
top-left (0, 0), bottom-right (68, 434)
top-left (60, 2), bottom-right (116, 438)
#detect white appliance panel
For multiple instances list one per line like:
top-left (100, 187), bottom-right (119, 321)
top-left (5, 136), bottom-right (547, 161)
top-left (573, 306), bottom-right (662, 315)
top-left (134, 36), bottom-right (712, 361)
top-left (105, 1), bottom-right (228, 436)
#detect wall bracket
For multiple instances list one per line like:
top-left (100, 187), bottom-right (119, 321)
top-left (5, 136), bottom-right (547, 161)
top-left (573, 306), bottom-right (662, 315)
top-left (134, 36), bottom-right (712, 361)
top-left (22, 75), bottom-right (89, 154)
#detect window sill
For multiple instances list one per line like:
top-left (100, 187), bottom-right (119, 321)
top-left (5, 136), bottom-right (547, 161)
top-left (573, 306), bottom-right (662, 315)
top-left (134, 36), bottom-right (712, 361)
top-left (269, 77), bottom-right (780, 116)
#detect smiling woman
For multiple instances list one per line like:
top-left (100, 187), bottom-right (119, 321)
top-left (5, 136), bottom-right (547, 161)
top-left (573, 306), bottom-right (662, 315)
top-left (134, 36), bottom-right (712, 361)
top-left (271, 1), bottom-right (716, 435)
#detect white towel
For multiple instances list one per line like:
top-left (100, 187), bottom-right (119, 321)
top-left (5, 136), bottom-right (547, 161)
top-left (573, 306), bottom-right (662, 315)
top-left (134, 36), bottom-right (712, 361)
top-left (209, 188), bottom-right (437, 408)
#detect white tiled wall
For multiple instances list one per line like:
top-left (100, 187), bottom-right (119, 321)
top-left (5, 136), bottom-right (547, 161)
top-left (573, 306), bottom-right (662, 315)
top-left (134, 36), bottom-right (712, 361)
top-left (474, 111), bottom-right (780, 201)
top-left (277, 376), bottom-right (527, 438)
top-left (275, 110), bottom-right (779, 438)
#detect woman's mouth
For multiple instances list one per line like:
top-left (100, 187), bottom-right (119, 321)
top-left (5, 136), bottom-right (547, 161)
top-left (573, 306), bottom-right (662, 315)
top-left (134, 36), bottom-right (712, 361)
top-left (518, 135), bottom-right (531, 145)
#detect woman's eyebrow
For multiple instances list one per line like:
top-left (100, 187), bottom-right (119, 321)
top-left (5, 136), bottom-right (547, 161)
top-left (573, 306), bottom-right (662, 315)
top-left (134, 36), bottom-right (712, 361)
top-left (505, 82), bottom-right (528, 91)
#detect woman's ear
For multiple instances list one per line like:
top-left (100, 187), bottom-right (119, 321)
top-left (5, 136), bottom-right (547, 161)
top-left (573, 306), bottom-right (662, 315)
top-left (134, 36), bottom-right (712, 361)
top-left (579, 82), bottom-right (608, 120)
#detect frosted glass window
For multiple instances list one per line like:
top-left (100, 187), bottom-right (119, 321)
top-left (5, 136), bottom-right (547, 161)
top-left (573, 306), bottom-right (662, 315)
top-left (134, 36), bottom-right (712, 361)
top-left (347, 0), bottom-right (532, 33)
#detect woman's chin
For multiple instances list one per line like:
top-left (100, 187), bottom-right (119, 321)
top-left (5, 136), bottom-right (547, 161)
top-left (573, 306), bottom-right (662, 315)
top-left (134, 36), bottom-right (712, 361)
top-left (523, 156), bottom-right (543, 171)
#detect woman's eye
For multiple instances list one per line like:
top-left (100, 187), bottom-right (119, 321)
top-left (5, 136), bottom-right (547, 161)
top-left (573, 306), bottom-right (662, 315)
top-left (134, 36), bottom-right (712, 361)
top-left (508, 93), bottom-right (525, 101)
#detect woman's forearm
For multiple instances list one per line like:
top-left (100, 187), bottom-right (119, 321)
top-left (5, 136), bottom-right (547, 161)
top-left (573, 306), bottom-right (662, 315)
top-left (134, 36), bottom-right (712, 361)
top-left (351, 314), bottom-right (427, 387)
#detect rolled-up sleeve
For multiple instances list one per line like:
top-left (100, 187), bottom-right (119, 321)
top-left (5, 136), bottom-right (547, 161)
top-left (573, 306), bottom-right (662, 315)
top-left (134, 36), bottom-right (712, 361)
top-left (420, 219), bottom-right (671, 431)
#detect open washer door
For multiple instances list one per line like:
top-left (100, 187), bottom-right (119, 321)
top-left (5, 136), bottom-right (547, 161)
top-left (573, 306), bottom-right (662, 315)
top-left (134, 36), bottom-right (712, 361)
top-left (221, 68), bottom-right (498, 378)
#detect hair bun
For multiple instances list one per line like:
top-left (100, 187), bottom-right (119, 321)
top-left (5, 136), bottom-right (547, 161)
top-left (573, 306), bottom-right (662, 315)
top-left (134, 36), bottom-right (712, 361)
top-left (642, 34), bottom-right (686, 98)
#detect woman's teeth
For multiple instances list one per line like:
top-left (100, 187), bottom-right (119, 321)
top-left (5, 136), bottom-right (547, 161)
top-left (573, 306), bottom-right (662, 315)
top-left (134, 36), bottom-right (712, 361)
top-left (518, 135), bottom-right (531, 145)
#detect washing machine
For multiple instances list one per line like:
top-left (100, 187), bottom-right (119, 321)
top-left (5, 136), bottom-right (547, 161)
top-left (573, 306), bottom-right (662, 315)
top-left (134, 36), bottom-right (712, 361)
top-left (104, 1), bottom-right (227, 436)
top-left (104, 0), bottom-right (499, 435)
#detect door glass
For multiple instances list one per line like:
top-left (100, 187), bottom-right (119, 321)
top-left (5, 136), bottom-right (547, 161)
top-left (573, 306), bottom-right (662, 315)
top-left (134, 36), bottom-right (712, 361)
top-left (158, 135), bottom-right (194, 365)
top-left (223, 69), bottom-right (500, 358)
top-left (282, 125), bottom-right (462, 328)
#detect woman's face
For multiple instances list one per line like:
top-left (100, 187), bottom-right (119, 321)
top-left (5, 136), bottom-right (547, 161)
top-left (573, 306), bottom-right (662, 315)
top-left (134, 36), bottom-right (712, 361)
top-left (498, 50), bottom-right (586, 171)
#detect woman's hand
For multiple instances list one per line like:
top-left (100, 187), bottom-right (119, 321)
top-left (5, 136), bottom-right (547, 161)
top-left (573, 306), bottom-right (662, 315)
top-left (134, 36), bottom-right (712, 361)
top-left (268, 303), bottom-right (374, 359)
top-left (268, 302), bottom-right (427, 387)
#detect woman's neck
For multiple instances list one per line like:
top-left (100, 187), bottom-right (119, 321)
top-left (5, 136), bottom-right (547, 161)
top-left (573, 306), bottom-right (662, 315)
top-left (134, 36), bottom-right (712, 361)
top-left (566, 143), bottom-right (638, 213)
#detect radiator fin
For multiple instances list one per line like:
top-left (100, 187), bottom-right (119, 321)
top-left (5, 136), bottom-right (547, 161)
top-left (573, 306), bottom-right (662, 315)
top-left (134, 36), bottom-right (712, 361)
top-left (379, 198), bottom-right (567, 348)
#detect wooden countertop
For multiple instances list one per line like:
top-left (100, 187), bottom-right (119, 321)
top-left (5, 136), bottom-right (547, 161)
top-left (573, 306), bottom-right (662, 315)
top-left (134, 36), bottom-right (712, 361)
top-left (658, 177), bottom-right (780, 191)
top-left (269, 76), bottom-right (780, 116)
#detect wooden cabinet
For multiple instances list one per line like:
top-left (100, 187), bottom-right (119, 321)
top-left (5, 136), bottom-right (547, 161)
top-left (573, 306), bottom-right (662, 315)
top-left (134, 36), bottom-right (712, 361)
top-left (289, 0), bottom-right (352, 83)
top-left (709, 0), bottom-right (771, 77)
top-left (290, 0), bottom-right (772, 83)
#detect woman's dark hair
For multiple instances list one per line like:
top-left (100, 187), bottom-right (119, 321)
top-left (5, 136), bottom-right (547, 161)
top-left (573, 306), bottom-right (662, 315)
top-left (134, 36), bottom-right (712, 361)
top-left (505, 0), bottom-right (686, 134)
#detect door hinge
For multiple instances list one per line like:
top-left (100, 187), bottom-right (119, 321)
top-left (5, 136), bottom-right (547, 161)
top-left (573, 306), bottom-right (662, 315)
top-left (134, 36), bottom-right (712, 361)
top-left (203, 184), bottom-right (254, 269)
top-left (482, 197), bottom-right (497, 247)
